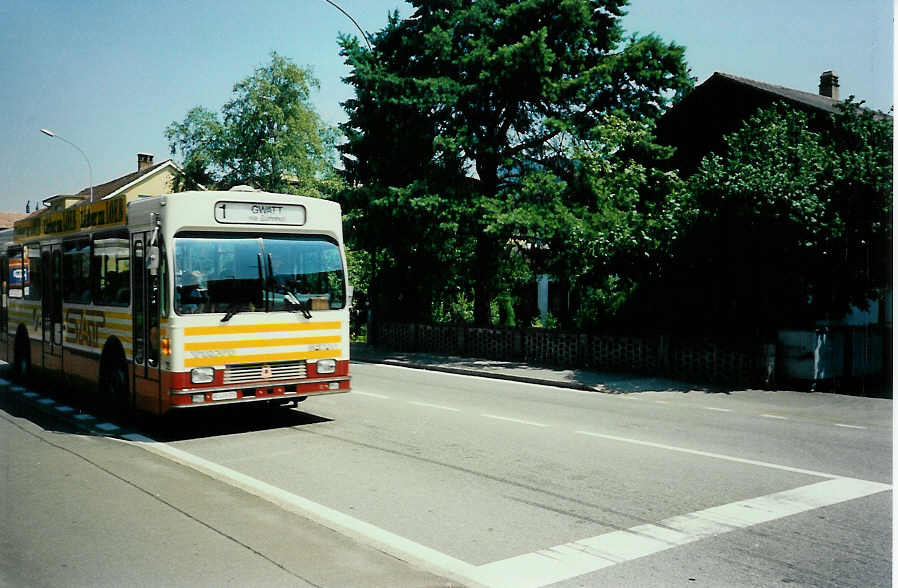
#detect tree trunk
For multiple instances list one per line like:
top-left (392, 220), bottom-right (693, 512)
top-left (473, 156), bottom-right (501, 327)
top-left (473, 233), bottom-right (500, 326)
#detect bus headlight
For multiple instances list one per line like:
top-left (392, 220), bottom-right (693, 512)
top-left (190, 367), bottom-right (215, 384)
top-left (316, 359), bottom-right (337, 374)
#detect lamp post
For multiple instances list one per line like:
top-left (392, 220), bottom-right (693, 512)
top-left (323, 0), bottom-right (372, 50)
top-left (40, 128), bottom-right (94, 203)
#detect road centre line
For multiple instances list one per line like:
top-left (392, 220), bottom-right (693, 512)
top-left (408, 401), bottom-right (461, 412)
top-left (353, 391), bottom-right (391, 399)
top-left (356, 384), bottom-right (873, 433)
top-left (357, 365), bottom-right (880, 432)
top-left (481, 414), bottom-right (551, 428)
top-left (574, 430), bottom-right (847, 479)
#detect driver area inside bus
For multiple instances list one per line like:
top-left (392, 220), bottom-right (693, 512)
top-left (174, 233), bottom-right (345, 316)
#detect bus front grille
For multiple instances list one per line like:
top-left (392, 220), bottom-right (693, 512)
top-left (223, 362), bottom-right (308, 384)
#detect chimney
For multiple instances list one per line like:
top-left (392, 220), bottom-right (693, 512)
top-left (137, 152), bottom-right (154, 171)
top-left (819, 71), bottom-right (839, 100)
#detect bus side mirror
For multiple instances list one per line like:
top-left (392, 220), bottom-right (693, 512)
top-left (346, 285), bottom-right (353, 307)
top-left (146, 245), bottom-right (160, 273)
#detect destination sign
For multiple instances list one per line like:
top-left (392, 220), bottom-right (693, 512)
top-left (214, 201), bottom-right (306, 226)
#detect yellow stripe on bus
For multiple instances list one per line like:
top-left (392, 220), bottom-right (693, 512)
top-left (184, 322), bottom-right (342, 337)
top-left (104, 311), bottom-right (132, 320)
top-left (184, 335), bottom-right (341, 351)
top-left (102, 324), bottom-right (132, 334)
top-left (183, 349), bottom-right (341, 367)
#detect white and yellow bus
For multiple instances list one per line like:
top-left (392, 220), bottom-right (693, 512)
top-left (0, 188), bottom-right (351, 415)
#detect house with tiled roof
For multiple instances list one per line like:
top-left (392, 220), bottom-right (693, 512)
top-left (0, 212), bottom-right (30, 229)
top-left (655, 70), bottom-right (886, 173)
top-left (42, 153), bottom-right (185, 211)
top-left (656, 71), bottom-right (891, 390)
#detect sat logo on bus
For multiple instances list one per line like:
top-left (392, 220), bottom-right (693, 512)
top-left (261, 365), bottom-right (273, 379)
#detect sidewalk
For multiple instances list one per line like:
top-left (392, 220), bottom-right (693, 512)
top-left (350, 342), bottom-right (707, 394)
top-left (0, 379), bottom-right (460, 588)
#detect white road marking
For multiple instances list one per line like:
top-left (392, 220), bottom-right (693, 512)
top-left (473, 477), bottom-right (891, 588)
top-left (119, 426), bottom-right (891, 588)
top-left (409, 401), bottom-right (461, 412)
top-left (702, 406), bottom-right (732, 412)
top-left (574, 430), bottom-right (842, 479)
top-left (835, 423), bottom-right (867, 430)
top-left (761, 414), bottom-right (789, 420)
top-left (353, 390), bottom-right (391, 399)
top-left (482, 414), bottom-right (550, 428)
top-left (120, 433), bottom-right (486, 588)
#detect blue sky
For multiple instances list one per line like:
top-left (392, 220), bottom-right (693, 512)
top-left (0, 0), bottom-right (892, 212)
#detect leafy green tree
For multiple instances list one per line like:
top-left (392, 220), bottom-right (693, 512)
top-left (491, 114), bottom-right (693, 328)
top-left (678, 100), bottom-right (892, 333)
top-left (339, 0), bottom-right (692, 325)
top-left (166, 52), bottom-right (341, 196)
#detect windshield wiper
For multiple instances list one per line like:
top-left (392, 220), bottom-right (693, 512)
top-left (221, 303), bottom-right (246, 323)
top-left (257, 253), bottom-right (268, 312)
top-left (284, 292), bottom-right (313, 319)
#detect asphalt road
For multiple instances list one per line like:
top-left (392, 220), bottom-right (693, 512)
top-left (2, 362), bottom-right (892, 587)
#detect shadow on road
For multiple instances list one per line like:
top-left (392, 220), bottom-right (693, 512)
top-left (0, 385), bottom-right (84, 435)
top-left (1, 374), bottom-right (333, 443)
top-left (148, 405), bottom-right (332, 442)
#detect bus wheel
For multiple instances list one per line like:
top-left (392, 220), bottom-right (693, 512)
top-left (13, 332), bottom-right (31, 380)
top-left (101, 357), bottom-right (129, 419)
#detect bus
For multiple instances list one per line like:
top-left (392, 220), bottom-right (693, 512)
top-left (0, 187), bottom-right (351, 415)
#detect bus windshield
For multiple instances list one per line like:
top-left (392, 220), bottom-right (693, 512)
top-left (174, 233), bottom-right (345, 316)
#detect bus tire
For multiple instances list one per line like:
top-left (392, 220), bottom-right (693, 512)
top-left (13, 329), bottom-right (31, 381)
top-left (100, 347), bottom-right (129, 418)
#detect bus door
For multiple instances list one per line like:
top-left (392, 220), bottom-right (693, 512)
top-left (41, 244), bottom-right (63, 372)
top-left (0, 251), bottom-right (7, 361)
top-left (131, 233), bottom-right (161, 411)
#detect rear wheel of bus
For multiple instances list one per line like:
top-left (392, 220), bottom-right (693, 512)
top-left (13, 328), bottom-right (31, 381)
top-left (99, 345), bottom-right (129, 419)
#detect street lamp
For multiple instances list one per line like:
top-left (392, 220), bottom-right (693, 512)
top-left (40, 128), bottom-right (94, 203)
top-left (323, 0), bottom-right (372, 51)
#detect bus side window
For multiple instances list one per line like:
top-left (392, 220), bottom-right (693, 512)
top-left (92, 233), bottom-right (130, 307)
top-left (6, 246), bottom-right (23, 300)
top-left (63, 238), bottom-right (91, 303)
top-left (24, 245), bottom-right (40, 301)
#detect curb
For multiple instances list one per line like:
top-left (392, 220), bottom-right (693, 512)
top-left (351, 356), bottom-right (603, 393)
top-left (0, 377), bottom-right (134, 438)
